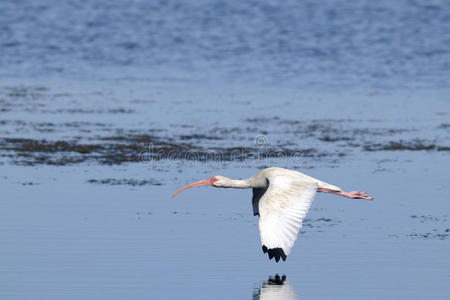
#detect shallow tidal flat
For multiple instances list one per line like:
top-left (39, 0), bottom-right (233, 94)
top-left (0, 81), bottom-right (449, 299)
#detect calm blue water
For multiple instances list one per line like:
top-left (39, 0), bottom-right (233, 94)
top-left (0, 1), bottom-right (449, 299)
top-left (1, 0), bottom-right (449, 88)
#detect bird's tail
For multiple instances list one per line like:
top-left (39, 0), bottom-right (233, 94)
top-left (317, 181), bottom-right (342, 192)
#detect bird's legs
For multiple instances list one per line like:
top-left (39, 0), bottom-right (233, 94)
top-left (317, 188), bottom-right (373, 200)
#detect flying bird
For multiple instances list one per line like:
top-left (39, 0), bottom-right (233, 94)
top-left (172, 167), bottom-right (373, 262)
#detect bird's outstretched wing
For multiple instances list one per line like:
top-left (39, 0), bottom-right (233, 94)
top-left (258, 176), bottom-right (318, 262)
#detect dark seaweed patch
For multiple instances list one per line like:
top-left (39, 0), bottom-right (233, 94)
top-left (1, 138), bottom-right (140, 165)
top-left (20, 181), bottom-right (39, 185)
top-left (1, 136), bottom-right (333, 166)
top-left (4, 86), bottom-right (48, 99)
top-left (107, 108), bottom-right (135, 114)
top-left (410, 215), bottom-right (447, 222)
top-left (408, 215), bottom-right (449, 240)
top-left (364, 140), bottom-right (449, 151)
top-left (179, 134), bottom-right (222, 140)
top-left (408, 231), bottom-right (449, 240)
top-left (2, 138), bottom-right (100, 154)
top-left (319, 135), bottom-right (353, 142)
top-left (302, 217), bottom-right (342, 228)
top-left (87, 178), bottom-right (162, 186)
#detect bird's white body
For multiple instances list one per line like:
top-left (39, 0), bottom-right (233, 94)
top-left (244, 167), bottom-right (341, 261)
top-left (172, 167), bottom-right (372, 262)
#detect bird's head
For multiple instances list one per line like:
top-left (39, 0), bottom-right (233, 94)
top-left (209, 175), bottom-right (232, 187)
top-left (172, 175), bottom-right (229, 197)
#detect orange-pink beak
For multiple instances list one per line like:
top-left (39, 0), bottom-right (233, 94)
top-left (172, 177), bottom-right (216, 198)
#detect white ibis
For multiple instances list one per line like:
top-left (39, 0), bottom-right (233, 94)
top-left (172, 167), bottom-right (373, 262)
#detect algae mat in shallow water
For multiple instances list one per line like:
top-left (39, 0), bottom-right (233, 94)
top-left (0, 80), bottom-right (449, 299)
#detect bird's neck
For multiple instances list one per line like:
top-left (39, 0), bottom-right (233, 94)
top-left (224, 178), bottom-right (253, 189)
top-left (223, 177), bottom-right (267, 189)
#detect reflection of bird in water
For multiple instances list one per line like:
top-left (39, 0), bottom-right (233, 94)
top-left (253, 274), bottom-right (297, 300)
top-left (173, 167), bottom-right (373, 262)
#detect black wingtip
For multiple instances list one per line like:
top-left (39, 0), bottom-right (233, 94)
top-left (262, 245), bottom-right (287, 262)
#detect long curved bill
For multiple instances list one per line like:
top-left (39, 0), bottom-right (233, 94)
top-left (172, 178), bottom-right (215, 198)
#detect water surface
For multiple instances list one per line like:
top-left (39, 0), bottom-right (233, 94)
top-left (1, 1), bottom-right (449, 299)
